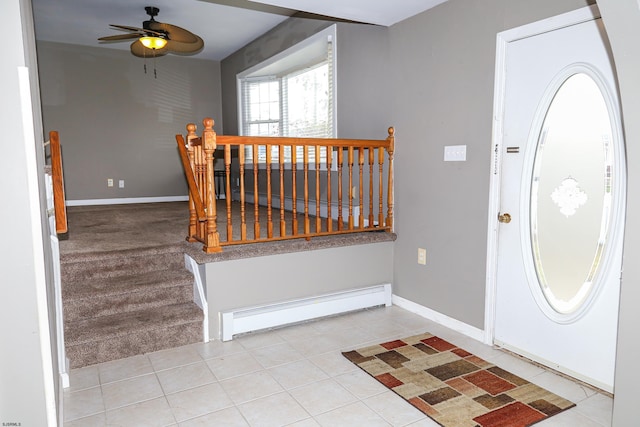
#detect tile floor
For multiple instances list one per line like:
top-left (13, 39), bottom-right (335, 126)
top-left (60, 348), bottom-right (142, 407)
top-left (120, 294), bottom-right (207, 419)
top-left (63, 306), bottom-right (612, 426)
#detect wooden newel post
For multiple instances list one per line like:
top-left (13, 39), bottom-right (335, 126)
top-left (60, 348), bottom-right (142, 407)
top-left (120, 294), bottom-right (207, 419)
top-left (202, 118), bottom-right (222, 253)
top-left (386, 127), bottom-right (395, 231)
top-left (185, 123), bottom-right (199, 242)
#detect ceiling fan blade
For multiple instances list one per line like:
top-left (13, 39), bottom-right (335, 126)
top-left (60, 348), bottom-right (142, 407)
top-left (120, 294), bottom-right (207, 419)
top-left (148, 21), bottom-right (198, 43)
top-left (98, 33), bottom-right (141, 42)
top-left (110, 24), bottom-right (163, 36)
top-left (130, 39), bottom-right (168, 58)
top-left (166, 36), bottom-right (204, 54)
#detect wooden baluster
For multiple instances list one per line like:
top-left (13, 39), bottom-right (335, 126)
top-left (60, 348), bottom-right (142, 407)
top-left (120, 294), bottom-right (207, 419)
top-left (279, 145), bottom-right (286, 237)
top-left (225, 143), bottom-right (232, 241)
top-left (291, 146), bottom-right (298, 236)
top-left (368, 147), bottom-right (375, 228)
top-left (202, 118), bottom-right (222, 253)
top-left (239, 144), bottom-right (247, 241)
top-left (386, 127), bottom-right (395, 230)
top-left (315, 146), bottom-right (321, 232)
top-left (348, 146), bottom-right (354, 230)
top-left (378, 146), bottom-right (385, 227)
top-left (253, 144), bottom-right (260, 239)
top-left (358, 147), bottom-right (365, 229)
top-left (326, 146), bottom-right (333, 232)
top-left (266, 145), bottom-right (273, 238)
top-left (185, 123), bottom-right (199, 242)
top-left (304, 146), bottom-right (310, 235)
top-left (337, 147), bottom-right (344, 231)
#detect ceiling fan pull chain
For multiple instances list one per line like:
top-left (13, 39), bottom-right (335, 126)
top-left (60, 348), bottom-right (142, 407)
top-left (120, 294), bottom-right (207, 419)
top-left (153, 50), bottom-right (158, 78)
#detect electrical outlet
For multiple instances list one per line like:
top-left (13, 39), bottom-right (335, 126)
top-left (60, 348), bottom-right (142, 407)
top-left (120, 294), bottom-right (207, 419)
top-left (107, 178), bottom-right (113, 187)
top-left (418, 248), bottom-right (427, 265)
top-left (118, 179), bottom-right (125, 188)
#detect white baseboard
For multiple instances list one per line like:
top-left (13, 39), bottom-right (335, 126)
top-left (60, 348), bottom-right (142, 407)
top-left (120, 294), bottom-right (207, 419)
top-left (221, 284), bottom-right (392, 341)
top-left (392, 294), bottom-right (486, 343)
top-left (66, 195), bottom-right (188, 206)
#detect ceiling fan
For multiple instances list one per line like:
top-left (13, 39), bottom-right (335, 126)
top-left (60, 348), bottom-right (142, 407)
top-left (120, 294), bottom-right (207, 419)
top-left (98, 6), bottom-right (204, 58)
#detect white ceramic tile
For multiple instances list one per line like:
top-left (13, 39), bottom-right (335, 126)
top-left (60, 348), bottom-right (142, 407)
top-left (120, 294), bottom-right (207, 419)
top-left (276, 322), bottom-right (324, 342)
top-left (334, 368), bottom-right (388, 400)
top-left (166, 382), bottom-right (234, 422)
top-left (98, 354), bottom-right (154, 384)
top-left (309, 352), bottom-right (359, 377)
top-left (237, 392), bottom-right (310, 427)
top-left (206, 351), bottom-right (263, 381)
top-left (191, 340), bottom-right (246, 360)
top-left (63, 386), bottom-right (105, 422)
top-left (251, 341), bottom-right (305, 368)
top-left (63, 411), bottom-right (107, 427)
top-left (405, 418), bottom-right (441, 427)
top-left (148, 345), bottom-right (203, 372)
top-left (178, 407), bottom-right (250, 427)
top-left (314, 401), bottom-right (391, 427)
top-left (287, 333), bottom-right (345, 358)
top-left (268, 359), bottom-right (329, 390)
top-left (530, 371), bottom-right (597, 403)
top-left (536, 407), bottom-right (606, 426)
top-left (575, 392), bottom-right (613, 426)
top-left (289, 378), bottom-right (357, 416)
top-left (68, 365), bottom-right (100, 392)
top-left (105, 397), bottom-right (176, 427)
top-left (236, 330), bottom-right (286, 350)
top-left (61, 306), bottom-right (615, 427)
top-left (490, 352), bottom-right (547, 381)
top-left (101, 373), bottom-right (164, 410)
top-left (156, 361), bottom-right (217, 395)
top-left (364, 390), bottom-right (427, 427)
top-left (286, 419), bottom-right (321, 427)
top-left (219, 370), bottom-right (283, 405)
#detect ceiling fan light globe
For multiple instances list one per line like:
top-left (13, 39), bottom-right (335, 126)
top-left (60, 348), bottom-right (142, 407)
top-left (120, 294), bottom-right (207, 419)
top-left (140, 36), bottom-right (167, 49)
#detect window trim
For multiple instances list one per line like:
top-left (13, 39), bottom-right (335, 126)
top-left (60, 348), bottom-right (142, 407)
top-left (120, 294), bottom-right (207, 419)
top-left (236, 25), bottom-right (337, 170)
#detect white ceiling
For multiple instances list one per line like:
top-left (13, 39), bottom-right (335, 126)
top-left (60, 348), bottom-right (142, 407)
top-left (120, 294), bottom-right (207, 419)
top-left (32, 0), bottom-right (448, 61)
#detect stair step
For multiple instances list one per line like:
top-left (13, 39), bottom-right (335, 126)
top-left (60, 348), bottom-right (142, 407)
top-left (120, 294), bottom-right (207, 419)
top-left (63, 269), bottom-right (194, 322)
top-left (61, 246), bottom-right (185, 282)
top-left (65, 302), bottom-right (203, 369)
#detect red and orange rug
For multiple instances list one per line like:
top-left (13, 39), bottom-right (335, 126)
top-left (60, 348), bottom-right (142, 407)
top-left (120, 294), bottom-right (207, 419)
top-left (343, 333), bottom-right (575, 427)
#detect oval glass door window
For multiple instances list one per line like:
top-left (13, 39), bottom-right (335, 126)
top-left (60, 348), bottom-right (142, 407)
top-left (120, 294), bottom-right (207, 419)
top-left (530, 72), bottom-right (614, 314)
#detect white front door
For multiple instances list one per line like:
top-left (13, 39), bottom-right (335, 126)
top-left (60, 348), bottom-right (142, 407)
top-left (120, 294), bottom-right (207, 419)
top-left (491, 8), bottom-right (626, 393)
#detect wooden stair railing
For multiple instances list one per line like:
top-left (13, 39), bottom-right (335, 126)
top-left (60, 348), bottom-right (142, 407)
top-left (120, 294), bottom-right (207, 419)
top-left (48, 131), bottom-right (68, 234)
top-left (176, 118), bottom-right (394, 253)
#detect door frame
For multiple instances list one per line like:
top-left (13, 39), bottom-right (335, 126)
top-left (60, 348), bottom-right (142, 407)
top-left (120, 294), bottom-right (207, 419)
top-left (484, 5), bottom-right (603, 345)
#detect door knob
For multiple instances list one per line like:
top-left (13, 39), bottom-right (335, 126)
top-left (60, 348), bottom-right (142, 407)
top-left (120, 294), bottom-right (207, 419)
top-left (498, 213), bottom-right (512, 224)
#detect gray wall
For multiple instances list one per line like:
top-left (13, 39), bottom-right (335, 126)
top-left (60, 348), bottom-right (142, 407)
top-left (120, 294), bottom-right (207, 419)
top-left (388, 0), bottom-right (593, 329)
top-left (1, 0), bottom-right (58, 425)
top-left (37, 41), bottom-right (223, 202)
top-left (204, 241), bottom-right (394, 339)
top-left (597, 1), bottom-right (640, 424)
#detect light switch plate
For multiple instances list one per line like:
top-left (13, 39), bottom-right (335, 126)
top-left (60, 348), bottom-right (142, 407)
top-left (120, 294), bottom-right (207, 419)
top-left (444, 145), bottom-right (467, 162)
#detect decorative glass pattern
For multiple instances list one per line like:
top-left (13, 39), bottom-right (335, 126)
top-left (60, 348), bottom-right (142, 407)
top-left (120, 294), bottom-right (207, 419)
top-left (550, 177), bottom-right (588, 217)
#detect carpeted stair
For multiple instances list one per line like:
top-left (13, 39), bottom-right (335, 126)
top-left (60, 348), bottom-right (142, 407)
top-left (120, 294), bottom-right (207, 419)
top-left (61, 245), bottom-right (203, 369)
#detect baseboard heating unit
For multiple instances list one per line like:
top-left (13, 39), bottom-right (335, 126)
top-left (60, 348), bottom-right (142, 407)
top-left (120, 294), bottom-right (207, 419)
top-left (220, 283), bottom-right (392, 341)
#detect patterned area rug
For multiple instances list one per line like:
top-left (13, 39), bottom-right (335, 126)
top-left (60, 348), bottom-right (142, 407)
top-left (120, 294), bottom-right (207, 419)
top-left (343, 333), bottom-right (575, 427)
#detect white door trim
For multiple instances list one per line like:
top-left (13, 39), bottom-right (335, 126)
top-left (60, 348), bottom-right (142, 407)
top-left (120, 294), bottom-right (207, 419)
top-left (484, 5), bottom-right (602, 346)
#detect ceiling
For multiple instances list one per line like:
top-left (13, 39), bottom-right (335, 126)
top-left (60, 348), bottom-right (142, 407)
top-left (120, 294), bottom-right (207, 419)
top-left (32, 0), bottom-right (448, 61)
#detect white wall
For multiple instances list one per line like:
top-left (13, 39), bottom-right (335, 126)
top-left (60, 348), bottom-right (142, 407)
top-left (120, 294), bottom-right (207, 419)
top-left (597, 1), bottom-right (640, 424)
top-left (0, 0), bottom-right (58, 425)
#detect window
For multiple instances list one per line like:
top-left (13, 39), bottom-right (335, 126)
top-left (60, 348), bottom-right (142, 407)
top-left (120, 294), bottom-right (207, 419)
top-left (238, 26), bottom-right (336, 164)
